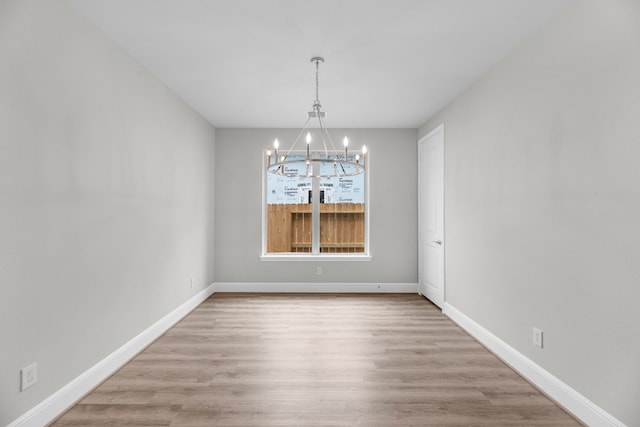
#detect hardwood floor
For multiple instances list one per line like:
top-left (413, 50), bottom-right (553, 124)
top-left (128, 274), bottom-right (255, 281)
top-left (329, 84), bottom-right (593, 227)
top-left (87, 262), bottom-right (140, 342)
top-left (52, 294), bottom-right (581, 426)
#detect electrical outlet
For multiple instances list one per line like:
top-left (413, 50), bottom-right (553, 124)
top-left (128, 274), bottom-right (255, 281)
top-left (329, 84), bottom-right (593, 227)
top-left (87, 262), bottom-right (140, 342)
top-left (21, 363), bottom-right (37, 391)
top-left (533, 327), bottom-right (543, 348)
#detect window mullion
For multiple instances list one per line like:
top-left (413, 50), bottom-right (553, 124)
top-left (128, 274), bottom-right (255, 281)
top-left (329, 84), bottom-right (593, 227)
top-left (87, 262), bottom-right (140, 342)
top-left (311, 162), bottom-right (320, 254)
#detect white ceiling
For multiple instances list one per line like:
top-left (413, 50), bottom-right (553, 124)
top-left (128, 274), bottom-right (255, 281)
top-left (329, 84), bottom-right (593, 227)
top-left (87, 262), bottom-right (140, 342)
top-left (67, 0), bottom-right (573, 128)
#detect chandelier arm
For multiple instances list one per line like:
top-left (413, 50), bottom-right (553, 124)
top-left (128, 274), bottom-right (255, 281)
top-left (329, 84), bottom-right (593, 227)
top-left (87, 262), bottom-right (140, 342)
top-left (317, 115), bottom-right (331, 157)
top-left (284, 116), bottom-right (313, 156)
top-left (319, 114), bottom-right (340, 153)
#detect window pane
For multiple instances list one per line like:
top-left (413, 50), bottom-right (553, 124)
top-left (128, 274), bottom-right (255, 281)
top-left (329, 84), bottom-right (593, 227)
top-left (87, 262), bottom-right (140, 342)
top-left (319, 171), bottom-right (365, 254)
top-left (266, 155), bottom-right (311, 253)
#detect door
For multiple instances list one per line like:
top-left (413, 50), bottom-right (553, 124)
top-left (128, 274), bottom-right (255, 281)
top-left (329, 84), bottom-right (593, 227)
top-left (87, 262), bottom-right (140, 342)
top-left (418, 124), bottom-right (444, 308)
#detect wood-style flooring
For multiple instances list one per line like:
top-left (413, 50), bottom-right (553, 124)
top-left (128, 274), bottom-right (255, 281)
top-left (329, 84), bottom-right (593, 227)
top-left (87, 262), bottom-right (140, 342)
top-left (51, 294), bottom-right (581, 426)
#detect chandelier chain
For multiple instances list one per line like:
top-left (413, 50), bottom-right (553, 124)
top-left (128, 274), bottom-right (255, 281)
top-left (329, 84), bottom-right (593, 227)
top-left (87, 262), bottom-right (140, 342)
top-left (314, 59), bottom-right (320, 108)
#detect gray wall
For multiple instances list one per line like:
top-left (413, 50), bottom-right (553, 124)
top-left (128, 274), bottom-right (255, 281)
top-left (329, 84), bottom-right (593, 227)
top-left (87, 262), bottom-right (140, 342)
top-left (0, 1), bottom-right (216, 424)
top-left (419, 1), bottom-right (640, 424)
top-left (215, 128), bottom-right (417, 284)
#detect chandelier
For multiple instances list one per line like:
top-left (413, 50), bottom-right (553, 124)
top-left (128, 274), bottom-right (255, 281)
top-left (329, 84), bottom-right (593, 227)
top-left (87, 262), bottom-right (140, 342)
top-left (265, 57), bottom-right (367, 178)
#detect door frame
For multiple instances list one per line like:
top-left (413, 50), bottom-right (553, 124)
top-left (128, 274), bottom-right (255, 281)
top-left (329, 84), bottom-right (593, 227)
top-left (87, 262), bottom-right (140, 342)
top-left (418, 123), bottom-right (445, 307)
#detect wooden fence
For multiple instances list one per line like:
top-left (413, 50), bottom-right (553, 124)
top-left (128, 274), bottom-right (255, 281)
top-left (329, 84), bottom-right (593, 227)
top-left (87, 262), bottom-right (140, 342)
top-left (267, 203), bottom-right (365, 253)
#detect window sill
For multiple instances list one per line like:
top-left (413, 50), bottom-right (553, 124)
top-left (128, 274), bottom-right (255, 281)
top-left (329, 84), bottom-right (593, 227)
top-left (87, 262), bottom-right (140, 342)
top-left (260, 254), bottom-right (372, 262)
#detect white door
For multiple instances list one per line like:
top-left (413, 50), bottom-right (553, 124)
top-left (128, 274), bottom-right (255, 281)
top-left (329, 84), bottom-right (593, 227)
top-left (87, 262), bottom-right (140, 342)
top-left (418, 124), bottom-right (444, 308)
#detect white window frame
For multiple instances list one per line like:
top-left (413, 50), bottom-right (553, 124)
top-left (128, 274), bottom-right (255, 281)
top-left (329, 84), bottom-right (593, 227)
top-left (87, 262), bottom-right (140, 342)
top-left (260, 150), bottom-right (371, 261)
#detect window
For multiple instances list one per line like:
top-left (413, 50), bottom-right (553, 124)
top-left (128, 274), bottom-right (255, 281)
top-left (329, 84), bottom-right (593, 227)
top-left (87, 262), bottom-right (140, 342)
top-left (263, 151), bottom-right (368, 258)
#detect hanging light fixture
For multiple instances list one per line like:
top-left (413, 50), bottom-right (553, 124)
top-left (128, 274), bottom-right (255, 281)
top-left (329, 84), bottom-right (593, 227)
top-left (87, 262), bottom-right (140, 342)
top-left (265, 57), bottom-right (367, 178)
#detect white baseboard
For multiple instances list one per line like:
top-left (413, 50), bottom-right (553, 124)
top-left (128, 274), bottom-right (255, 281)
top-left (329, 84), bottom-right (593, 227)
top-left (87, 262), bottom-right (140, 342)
top-left (443, 302), bottom-right (626, 427)
top-left (214, 282), bottom-right (418, 293)
top-left (8, 283), bottom-right (216, 427)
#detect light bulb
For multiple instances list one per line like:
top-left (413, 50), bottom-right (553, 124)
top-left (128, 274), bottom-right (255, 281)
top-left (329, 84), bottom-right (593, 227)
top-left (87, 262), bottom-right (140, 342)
top-left (306, 133), bottom-right (312, 144)
top-left (266, 149), bottom-right (272, 156)
top-left (343, 137), bottom-right (349, 147)
top-left (362, 145), bottom-right (367, 154)
top-left (273, 139), bottom-right (279, 149)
